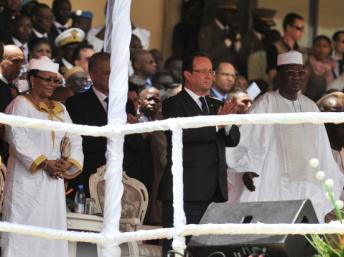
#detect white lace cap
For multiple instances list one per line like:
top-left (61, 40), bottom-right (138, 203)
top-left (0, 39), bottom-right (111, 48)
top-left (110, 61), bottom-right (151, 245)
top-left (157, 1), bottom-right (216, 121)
top-left (277, 50), bottom-right (303, 66)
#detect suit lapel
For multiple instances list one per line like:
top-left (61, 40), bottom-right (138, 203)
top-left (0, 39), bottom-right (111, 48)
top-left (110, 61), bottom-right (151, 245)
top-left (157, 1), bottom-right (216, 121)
top-left (87, 88), bottom-right (107, 122)
top-left (180, 89), bottom-right (204, 116)
top-left (206, 96), bottom-right (221, 115)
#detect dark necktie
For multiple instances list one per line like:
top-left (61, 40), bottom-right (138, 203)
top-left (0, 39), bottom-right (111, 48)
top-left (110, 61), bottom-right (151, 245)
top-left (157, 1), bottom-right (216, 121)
top-left (199, 96), bottom-right (209, 114)
top-left (104, 97), bottom-right (109, 110)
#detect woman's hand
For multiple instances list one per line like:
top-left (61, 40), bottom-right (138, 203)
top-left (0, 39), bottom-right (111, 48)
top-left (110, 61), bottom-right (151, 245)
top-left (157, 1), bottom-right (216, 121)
top-left (55, 159), bottom-right (72, 173)
top-left (43, 160), bottom-right (63, 179)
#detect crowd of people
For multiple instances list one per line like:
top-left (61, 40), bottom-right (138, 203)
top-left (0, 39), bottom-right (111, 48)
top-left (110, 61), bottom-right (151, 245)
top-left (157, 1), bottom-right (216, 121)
top-left (0, 0), bottom-right (343, 257)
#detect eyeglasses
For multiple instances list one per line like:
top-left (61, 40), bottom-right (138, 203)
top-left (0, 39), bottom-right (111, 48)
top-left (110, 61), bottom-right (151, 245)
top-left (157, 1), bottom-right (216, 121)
top-left (191, 69), bottom-right (216, 76)
top-left (280, 70), bottom-right (306, 77)
top-left (292, 25), bottom-right (304, 32)
top-left (216, 72), bottom-right (237, 78)
top-left (34, 74), bottom-right (61, 84)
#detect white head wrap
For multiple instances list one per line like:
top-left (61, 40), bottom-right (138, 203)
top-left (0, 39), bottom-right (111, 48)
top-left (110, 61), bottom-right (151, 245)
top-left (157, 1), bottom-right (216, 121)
top-left (277, 50), bottom-right (303, 66)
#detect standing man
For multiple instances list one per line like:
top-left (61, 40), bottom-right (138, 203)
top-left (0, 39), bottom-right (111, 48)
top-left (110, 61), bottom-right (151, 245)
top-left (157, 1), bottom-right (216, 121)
top-left (227, 51), bottom-right (343, 221)
top-left (6, 15), bottom-right (32, 65)
top-left (130, 49), bottom-right (157, 88)
top-left (198, 0), bottom-right (241, 70)
top-left (267, 13), bottom-right (305, 82)
top-left (332, 31), bottom-right (344, 78)
top-left (72, 44), bottom-right (95, 76)
top-left (0, 45), bottom-right (23, 112)
top-left (0, 45), bottom-right (24, 164)
top-left (65, 52), bottom-right (110, 197)
top-left (211, 62), bottom-right (237, 101)
top-left (51, 0), bottom-right (71, 41)
top-left (160, 52), bottom-right (240, 255)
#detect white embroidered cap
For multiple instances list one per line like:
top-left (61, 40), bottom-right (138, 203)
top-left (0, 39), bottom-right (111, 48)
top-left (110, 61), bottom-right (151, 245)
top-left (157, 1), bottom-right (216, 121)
top-left (28, 56), bottom-right (59, 73)
top-left (277, 50), bottom-right (303, 66)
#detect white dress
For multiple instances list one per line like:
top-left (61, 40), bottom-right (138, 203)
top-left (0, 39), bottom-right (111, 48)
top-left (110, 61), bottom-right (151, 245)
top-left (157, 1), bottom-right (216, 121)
top-left (1, 95), bottom-right (83, 257)
top-left (226, 91), bottom-right (344, 221)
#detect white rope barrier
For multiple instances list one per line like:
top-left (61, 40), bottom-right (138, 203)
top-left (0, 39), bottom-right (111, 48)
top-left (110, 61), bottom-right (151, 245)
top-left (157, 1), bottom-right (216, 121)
top-left (2, 106), bottom-right (344, 251)
top-left (0, 222), bottom-right (103, 243)
top-left (171, 128), bottom-right (187, 254)
top-left (1, 112), bottom-right (344, 137)
top-left (3, 222), bottom-right (344, 245)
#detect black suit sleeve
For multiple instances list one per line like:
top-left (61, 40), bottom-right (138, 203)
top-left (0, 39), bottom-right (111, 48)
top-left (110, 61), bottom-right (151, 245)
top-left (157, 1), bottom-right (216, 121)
top-left (222, 125), bottom-right (240, 147)
top-left (66, 96), bottom-right (84, 125)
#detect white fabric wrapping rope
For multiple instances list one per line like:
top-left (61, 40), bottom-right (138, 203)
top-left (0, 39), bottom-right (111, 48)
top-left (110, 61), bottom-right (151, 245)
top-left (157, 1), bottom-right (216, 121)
top-left (171, 128), bottom-right (187, 254)
top-left (2, 222), bottom-right (344, 244)
top-left (100, 0), bottom-right (131, 257)
top-left (0, 222), bottom-right (103, 243)
top-left (1, 112), bottom-right (344, 137)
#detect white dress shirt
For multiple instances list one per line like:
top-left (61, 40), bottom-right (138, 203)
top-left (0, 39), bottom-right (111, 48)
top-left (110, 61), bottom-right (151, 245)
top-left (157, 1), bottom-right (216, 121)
top-left (92, 86), bottom-right (108, 111)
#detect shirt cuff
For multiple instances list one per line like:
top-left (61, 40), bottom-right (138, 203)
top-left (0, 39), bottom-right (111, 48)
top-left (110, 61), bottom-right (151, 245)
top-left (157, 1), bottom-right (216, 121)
top-left (224, 125), bottom-right (233, 135)
top-left (29, 155), bottom-right (47, 173)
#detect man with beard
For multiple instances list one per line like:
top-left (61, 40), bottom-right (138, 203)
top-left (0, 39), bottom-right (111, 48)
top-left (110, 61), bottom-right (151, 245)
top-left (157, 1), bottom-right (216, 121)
top-left (226, 51), bottom-right (344, 222)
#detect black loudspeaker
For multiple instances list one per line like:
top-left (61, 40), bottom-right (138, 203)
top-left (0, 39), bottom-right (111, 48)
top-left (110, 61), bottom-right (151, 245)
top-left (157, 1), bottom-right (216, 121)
top-left (187, 199), bottom-right (319, 257)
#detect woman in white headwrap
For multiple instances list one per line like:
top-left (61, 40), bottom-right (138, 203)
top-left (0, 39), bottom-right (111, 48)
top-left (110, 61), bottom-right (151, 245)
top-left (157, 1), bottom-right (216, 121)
top-left (1, 56), bottom-right (83, 257)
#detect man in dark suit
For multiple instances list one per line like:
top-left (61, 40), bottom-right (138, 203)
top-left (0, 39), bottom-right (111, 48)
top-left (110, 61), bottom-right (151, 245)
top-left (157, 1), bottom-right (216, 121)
top-left (198, 0), bottom-right (241, 70)
top-left (160, 52), bottom-right (240, 255)
top-left (65, 52), bottom-right (110, 197)
top-left (0, 44), bottom-right (23, 164)
top-left (50, 0), bottom-right (71, 42)
top-left (28, 4), bottom-right (55, 54)
top-left (0, 0), bottom-right (21, 43)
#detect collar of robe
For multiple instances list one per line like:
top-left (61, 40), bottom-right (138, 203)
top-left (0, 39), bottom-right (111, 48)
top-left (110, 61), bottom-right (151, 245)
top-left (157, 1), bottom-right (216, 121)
top-left (25, 95), bottom-right (64, 122)
top-left (25, 95), bottom-right (65, 149)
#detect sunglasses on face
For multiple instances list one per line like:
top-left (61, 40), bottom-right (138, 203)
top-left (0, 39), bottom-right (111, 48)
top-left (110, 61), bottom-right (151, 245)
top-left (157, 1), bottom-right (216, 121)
top-left (292, 25), bottom-right (304, 32)
top-left (34, 74), bottom-right (61, 84)
top-left (280, 70), bottom-right (306, 77)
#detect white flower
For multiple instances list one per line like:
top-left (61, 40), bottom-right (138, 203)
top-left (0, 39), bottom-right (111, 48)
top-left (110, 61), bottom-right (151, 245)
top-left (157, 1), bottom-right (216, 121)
top-left (315, 171), bottom-right (326, 181)
top-left (325, 179), bottom-right (334, 189)
top-left (309, 158), bottom-right (320, 168)
top-left (336, 200), bottom-right (344, 209)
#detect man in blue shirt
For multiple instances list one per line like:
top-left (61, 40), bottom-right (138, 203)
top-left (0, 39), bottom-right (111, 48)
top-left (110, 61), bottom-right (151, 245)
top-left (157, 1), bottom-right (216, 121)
top-left (211, 61), bottom-right (236, 102)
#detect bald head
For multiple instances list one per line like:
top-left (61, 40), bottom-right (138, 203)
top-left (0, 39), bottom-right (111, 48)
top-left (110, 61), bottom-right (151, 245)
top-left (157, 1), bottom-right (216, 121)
top-left (318, 92), bottom-right (344, 112)
top-left (0, 45), bottom-right (24, 82)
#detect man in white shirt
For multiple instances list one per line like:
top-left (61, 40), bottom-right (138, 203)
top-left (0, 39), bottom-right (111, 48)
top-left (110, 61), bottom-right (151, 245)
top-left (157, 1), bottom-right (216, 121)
top-left (226, 51), bottom-right (344, 221)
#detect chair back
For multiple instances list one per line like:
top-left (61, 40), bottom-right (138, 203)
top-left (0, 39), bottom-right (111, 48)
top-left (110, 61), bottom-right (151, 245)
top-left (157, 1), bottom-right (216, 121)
top-left (89, 165), bottom-right (149, 225)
